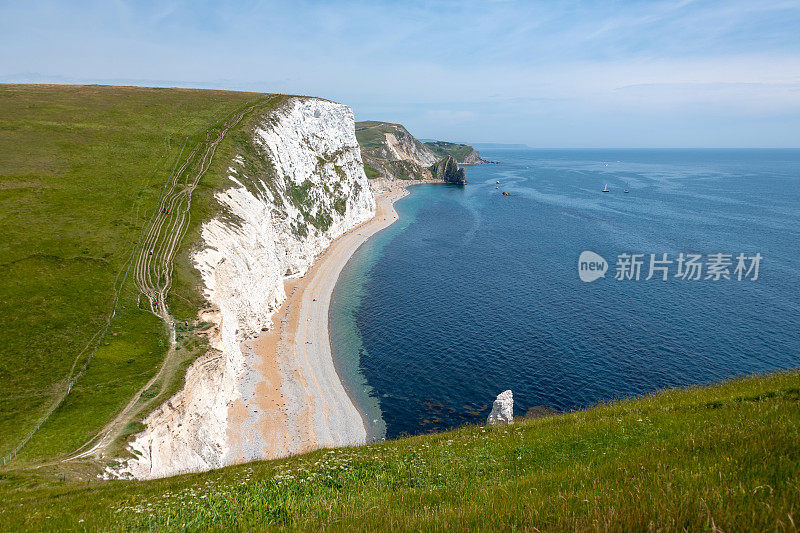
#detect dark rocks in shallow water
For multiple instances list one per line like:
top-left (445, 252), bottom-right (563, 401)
top-left (525, 405), bottom-right (558, 419)
top-left (429, 155), bottom-right (467, 185)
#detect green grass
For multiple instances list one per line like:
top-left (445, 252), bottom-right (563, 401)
top-left (163, 95), bottom-right (284, 323)
top-left (355, 121), bottom-right (480, 180)
top-left (0, 84), bottom-right (268, 464)
top-left (362, 161), bottom-right (381, 178)
top-left (2, 85), bottom-right (798, 530)
top-left (1, 369), bottom-right (798, 531)
top-left (354, 120), bottom-right (429, 158)
top-left (424, 140), bottom-right (474, 162)
top-left (382, 160), bottom-right (425, 180)
top-left (354, 120), bottom-right (405, 152)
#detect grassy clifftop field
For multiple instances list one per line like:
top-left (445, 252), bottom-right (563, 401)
top-left (1, 370), bottom-right (798, 530)
top-left (423, 140), bottom-right (482, 163)
top-left (1, 85), bottom-right (798, 531)
top-left (0, 85), bottom-right (279, 465)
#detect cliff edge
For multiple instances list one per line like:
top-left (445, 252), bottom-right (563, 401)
top-left (113, 97), bottom-right (375, 479)
top-left (355, 121), bottom-right (437, 180)
top-left (355, 121), bottom-right (488, 181)
top-left (424, 140), bottom-right (489, 165)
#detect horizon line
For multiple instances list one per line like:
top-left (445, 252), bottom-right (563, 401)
top-left (2, 80), bottom-right (799, 151)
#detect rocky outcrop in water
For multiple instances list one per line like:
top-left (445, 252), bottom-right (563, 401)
top-left (429, 155), bottom-right (466, 185)
top-left (487, 390), bottom-right (514, 425)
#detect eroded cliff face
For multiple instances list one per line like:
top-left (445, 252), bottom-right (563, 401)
top-left (460, 148), bottom-right (489, 165)
top-left (380, 130), bottom-right (438, 167)
top-left (355, 121), bottom-right (439, 180)
top-left (112, 97), bottom-right (375, 479)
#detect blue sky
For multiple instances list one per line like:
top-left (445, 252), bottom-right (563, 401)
top-left (2, 0), bottom-right (799, 147)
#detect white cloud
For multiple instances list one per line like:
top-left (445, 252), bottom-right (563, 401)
top-left (1, 0), bottom-right (799, 146)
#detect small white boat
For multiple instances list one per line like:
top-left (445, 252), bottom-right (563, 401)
top-left (602, 184), bottom-right (610, 192)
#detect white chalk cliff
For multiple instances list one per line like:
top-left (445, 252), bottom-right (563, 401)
top-left (113, 97), bottom-right (375, 479)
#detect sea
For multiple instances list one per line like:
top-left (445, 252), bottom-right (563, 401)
top-left (330, 149), bottom-right (800, 440)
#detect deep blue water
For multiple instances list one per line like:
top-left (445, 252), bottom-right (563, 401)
top-left (331, 149), bottom-right (800, 439)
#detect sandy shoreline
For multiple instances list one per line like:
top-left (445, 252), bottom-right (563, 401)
top-left (225, 179), bottom-right (414, 462)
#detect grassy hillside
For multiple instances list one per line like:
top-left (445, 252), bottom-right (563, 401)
top-left (0, 85), bottom-right (278, 466)
top-left (354, 120), bottom-right (438, 180)
top-left (424, 140), bottom-right (475, 162)
top-left (356, 120), bottom-right (436, 180)
top-left (355, 122), bottom-right (485, 180)
top-left (1, 370), bottom-right (798, 530)
top-left (354, 120), bottom-right (421, 153)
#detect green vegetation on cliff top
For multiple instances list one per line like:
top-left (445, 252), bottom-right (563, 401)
top-left (354, 120), bottom-right (415, 152)
top-left (1, 370), bottom-right (798, 531)
top-left (0, 84), bottom-right (277, 465)
top-left (424, 140), bottom-right (475, 162)
top-left (354, 121), bottom-right (483, 181)
top-left (1, 85), bottom-right (797, 532)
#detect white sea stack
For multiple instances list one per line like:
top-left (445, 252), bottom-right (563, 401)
top-left (487, 390), bottom-right (514, 425)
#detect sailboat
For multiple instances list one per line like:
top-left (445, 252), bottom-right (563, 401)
top-left (602, 183), bottom-right (610, 192)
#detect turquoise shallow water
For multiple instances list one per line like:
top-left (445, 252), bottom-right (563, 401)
top-left (331, 149), bottom-right (800, 439)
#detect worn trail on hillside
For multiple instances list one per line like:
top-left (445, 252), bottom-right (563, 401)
top-left (134, 101), bottom-right (260, 319)
top-left (64, 97), bottom-right (274, 462)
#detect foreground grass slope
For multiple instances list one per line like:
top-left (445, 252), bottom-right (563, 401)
top-left (2, 370), bottom-right (798, 531)
top-left (0, 85), bottom-right (268, 464)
